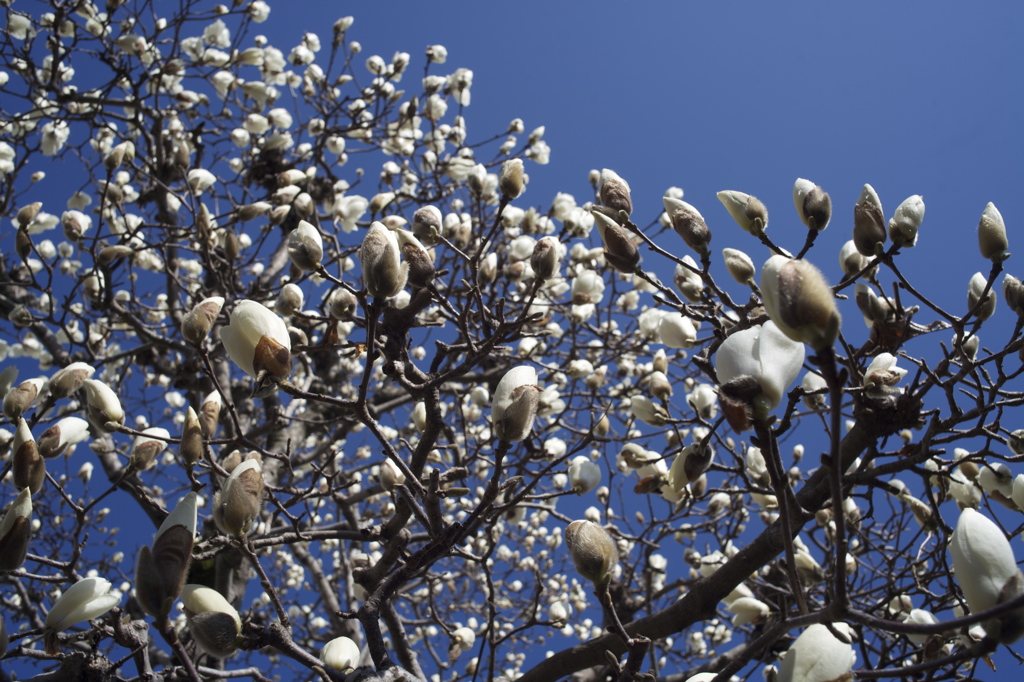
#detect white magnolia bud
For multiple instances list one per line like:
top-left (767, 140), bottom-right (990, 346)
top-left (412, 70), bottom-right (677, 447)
top-left (213, 458), bottom-right (265, 536)
top-left (45, 577), bottom-right (120, 633)
top-left (181, 585), bottom-right (242, 658)
top-left (978, 202), bottom-right (1008, 261)
top-left (722, 248), bottom-right (755, 284)
top-left (220, 300), bottom-right (292, 387)
top-left (968, 272), bottom-right (997, 322)
top-left (889, 195), bottom-right (925, 248)
top-left (777, 624), bottom-right (855, 682)
top-left (321, 636), bottom-right (360, 672)
top-left (792, 178), bottom-right (831, 231)
top-left (360, 222), bottom-right (407, 299)
top-left (568, 456), bottom-right (601, 494)
top-left (853, 183), bottom-right (886, 255)
top-left (287, 220), bottom-right (323, 271)
top-left (491, 366), bottom-right (541, 443)
top-left (717, 190), bottom-right (768, 236)
top-left (761, 256), bottom-right (841, 351)
top-left (565, 520), bottom-right (617, 586)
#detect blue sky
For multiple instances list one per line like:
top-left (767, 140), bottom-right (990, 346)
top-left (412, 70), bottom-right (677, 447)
top-left (279, 1), bottom-right (1023, 309)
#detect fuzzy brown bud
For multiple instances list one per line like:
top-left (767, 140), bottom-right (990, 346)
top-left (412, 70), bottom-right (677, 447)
top-left (182, 296), bottom-right (225, 346)
top-left (565, 520), bottom-right (618, 586)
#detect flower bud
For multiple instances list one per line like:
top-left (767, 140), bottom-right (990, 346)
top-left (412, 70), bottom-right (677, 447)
top-left (130, 428), bottom-right (169, 470)
top-left (888, 195), bottom-right (925, 248)
top-left (274, 283), bottom-right (304, 317)
top-left (220, 300), bottom-right (292, 389)
top-left (760, 256), bottom-right (841, 351)
top-left (182, 296), bottom-right (225, 346)
top-left (778, 624), bottom-right (855, 682)
top-left (668, 442), bottom-right (715, 491)
top-left (287, 220), bottom-right (324, 271)
top-left (411, 206), bottom-right (444, 246)
top-left (792, 178), bottom-right (831, 231)
top-left (630, 395), bottom-right (669, 427)
top-left (978, 202), bottom-right (1009, 261)
top-left (801, 371), bottom-right (827, 410)
top-left (321, 636), bottom-right (360, 672)
top-left (565, 520), bottom-right (618, 586)
top-left (13, 419), bottom-right (45, 494)
top-left (599, 169), bottom-right (632, 217)
top-left (82, 379), bottom-right (125, 432)
top-left (648, 371), bottom-right (672, 401)
top-left (237, 202), bottom-right (272, 222)
top-left (968, 272), bottom-right (996, 322)
top-left (722, 248), bottom-right (755, 284)
top-left (593, 211), bottom-right (639, 274)
top-left (853, 183), bottom-right (886, 255)
top-left (380, 458), bottom-right (406, 492)
top-left (45, 577), bottom-right (120, 633)
top-left (659, 312), bottom-right (696, 349)
top-left (568, 456), bottom-right (601, 494)
top-left (213, 458), bottom-right (265, 536)
top-left (181, 585), bottom-right (242, 658)
top-left (838, 240), bottom-right (870, 277)
top-left (950, 508), bottom-right (1024, 643)
top-left (397, 229), bottom-right (435, 289)
top-left (61, 210), bottom-right (91, 242)
top-left (491, 366), bottom-right (541, 443)
top-left (0, 488), bottom-right (32, 572)
top-left (1004, 275), bottom-right (1024, 318)
top-left (717, 190), bottom-right (768, 236)
top-left (136, 492), bottom-right (197, 618)
top-left (499, 158), bottom-right (525, 199)
top-left (180, 407), bottom-right (203, 468)
top-left (38, 416), bottom-right (90, 459)
top-left (48, 362), bottom-right (96, 400)
top-left (97, 244), bottom-right (134, 266)
top-left (727, 597), bottom-right (770, 627)
top-left (531, 237), bottom-right (561, 281)
top-left (199, 391), bottom-right (222, 438)
top-left (360, 222), bottom-right (408, 299)
top-left (663, 197), bottom-right (711, 255)
top-left (3, 377), bottom-right (45, 420)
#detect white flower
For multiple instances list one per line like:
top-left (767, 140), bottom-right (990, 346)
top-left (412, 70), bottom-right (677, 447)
top-left (220, 300), bottom-right (292, 384)
top-left (777, 623), bottom-right (856, 682)
top-left (426, 44), bottom-right (447, 64)
top-left (716, 322), bottom-right (805, 412)
top-left (321, 636), bottom-right (360, 672)
top-left (187, 168), bottom-right (216, 194)
top-left (247, 1), bottom-right (270, 22)
top-left (949, 508), bottom-right (1024, 642)
top-left (568, 456), bottom-right (601, 494)
top-left (45, 577), bottom-right (120, 632)
top-left (659, 312), bottom-right (696, 349)
top-left (41, 121), bottom-right (70, 156)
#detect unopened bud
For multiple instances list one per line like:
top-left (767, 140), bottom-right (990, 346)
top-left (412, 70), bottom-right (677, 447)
top-left (792, 178), bottom-right (831, 231)
top-left (48, 362), bottom-right (96, 399)
top-left (0, 488), bottom-right (32, 573)
top-left (599, 169), bottom-right (632, 216)
top-left (1004, 274), bottom-right (1024, 318)
top-left (499, 158), bottom-right (525, 199)
top-left (213, 459), bottom-right (265, 536)
top-left (16, 202), bottom-right (42, 229)
top-left (181, 585), bottom-right (242, 658)
top-left (13, 419), bottom-right (45, 494)
top-left (380, 458), bottom-right (406, 492)
top-left (491, 366), bottom-right (541, 443)
top-left (968, 272), bottom-right (997, 322)
top-left (978, 202), bottom-right (1009, 261)
top-left (181, 407), bottom-right (203, 468)
top-left (136, 493), bottom-right (197, 618)
top-left (411, 206), bottom-right (443, 246)
top-left (397, 230), bottom-right (435, 289)
top-left (853, 184), bottom-right (886, 255)
top-left (663, 196), bottom-right (711, 255)
top-left (3, 378), bottom-right (44, 420)
top-left (531, 237), bottom-right (561, 281)
top-left (360, 222), bottom-right (407, 299)
top-left (97, 245), bottom-right (134, 266)
top-left (761, 256), bottom-right (841, 351)
top-left (130, 428), bottom-right (169, 470)
top-left (199, 391), bottom-right (222, 438)
top-left (182, 296), bottom-right (225, 346)
top-left (565, 520), bottom-right (618, 586)
top-left (889, 195), bottom-right (925, 248)
top-left (717, 190), bottom-right (768, 236)
top-left (274, 284), bottom-right (304, 317)
top-left (82, 379), bottom-right (125, 432)
top-left (287, 220), bottom-right (323, 272)
top-left (593, 211), bottom-right (639, 274)
top-left (722, 248), bottom-right (755, 285)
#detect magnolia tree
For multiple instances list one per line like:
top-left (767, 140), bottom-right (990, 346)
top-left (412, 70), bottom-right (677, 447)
top-left (1, 3), bottom-right (1024, 682)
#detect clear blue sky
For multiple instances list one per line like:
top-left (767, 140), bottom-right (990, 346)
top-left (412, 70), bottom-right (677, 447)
top-left (275, 1), bottom-right (1023, 309)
